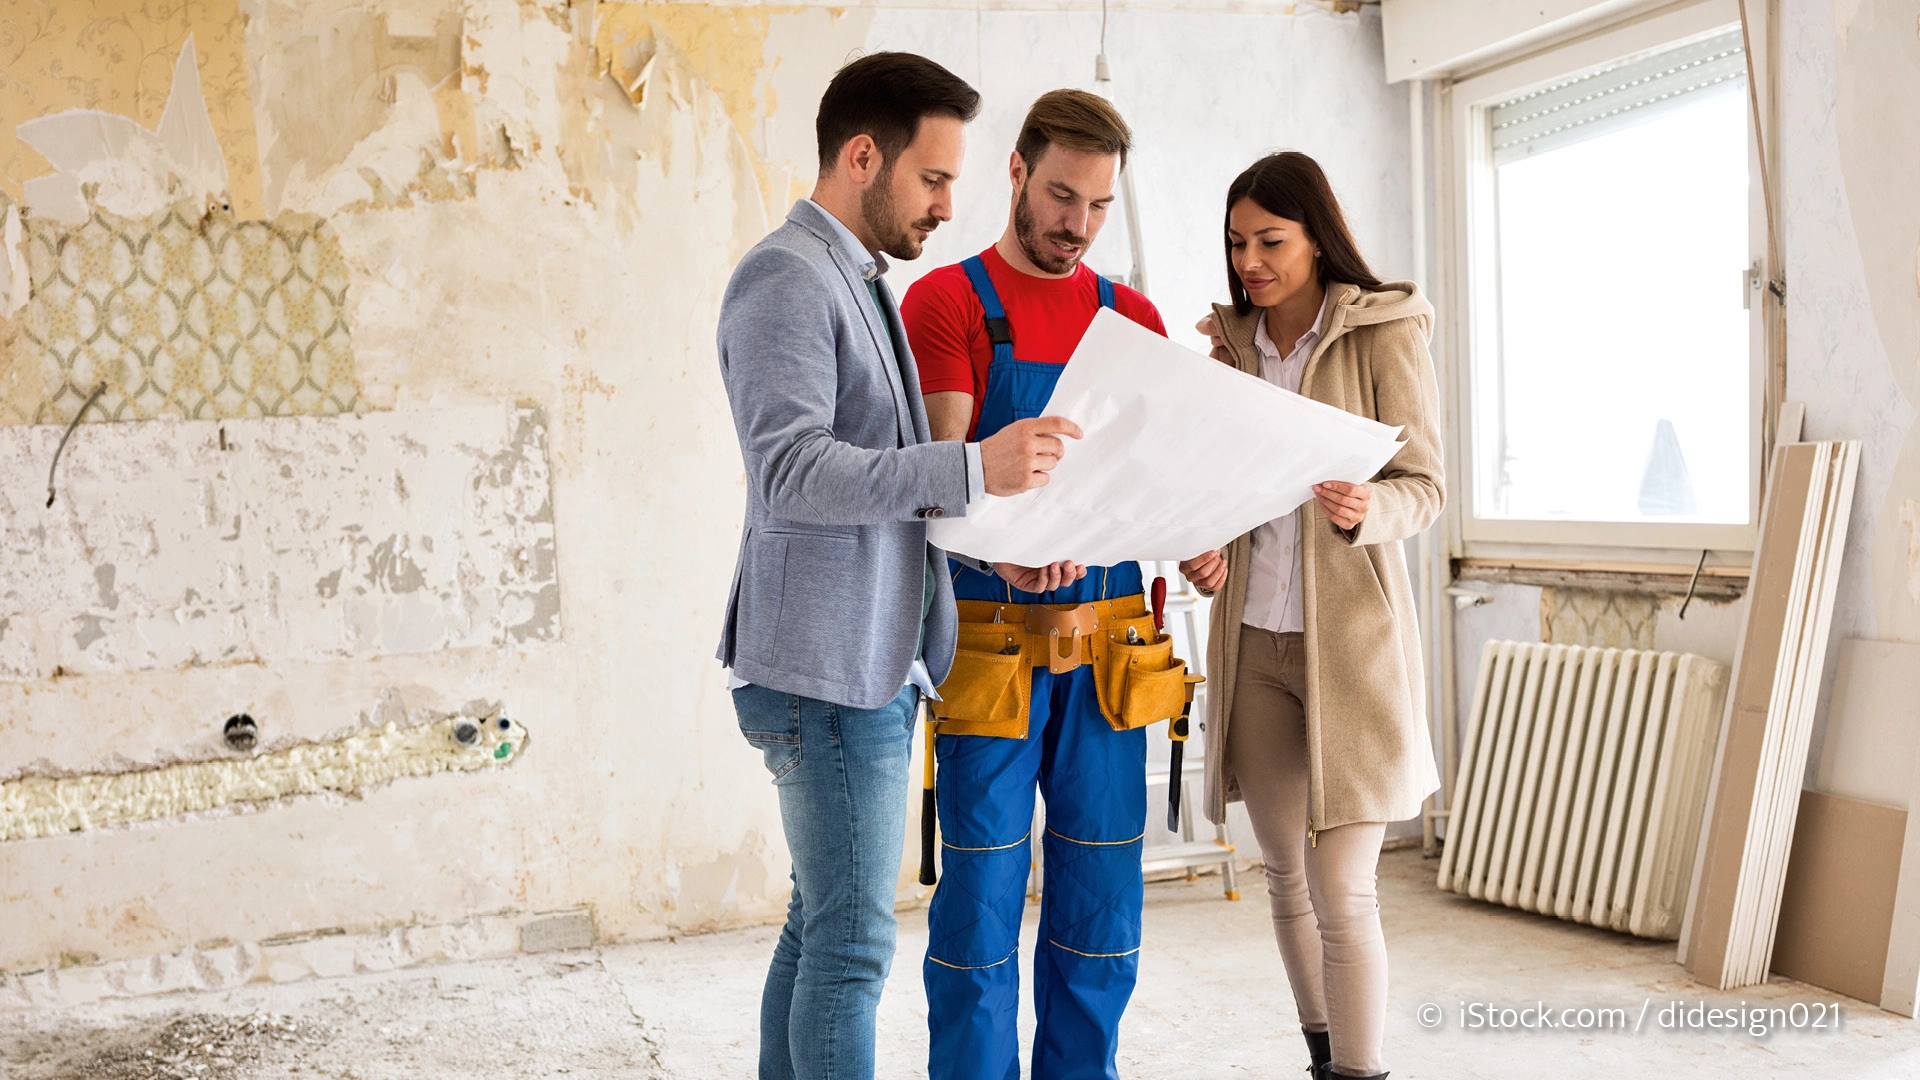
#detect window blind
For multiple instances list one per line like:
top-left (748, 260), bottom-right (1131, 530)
top-left (1489, 28), bottom-right (1746, 164)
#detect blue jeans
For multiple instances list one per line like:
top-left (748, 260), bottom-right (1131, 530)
top-left (734, 682), bottom-right (920, 1080)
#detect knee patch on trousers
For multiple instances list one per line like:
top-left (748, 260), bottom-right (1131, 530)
top-left (927, 833), bottom-right (1030, 969)
top-left (1041, 828), bottom-right (1144, 958)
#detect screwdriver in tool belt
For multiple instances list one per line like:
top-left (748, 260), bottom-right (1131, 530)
top-left (1152, 577), bottom-right (1191, 833)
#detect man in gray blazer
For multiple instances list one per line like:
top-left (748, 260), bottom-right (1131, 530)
top-left (716, 52), bottom-right (1082, 1080)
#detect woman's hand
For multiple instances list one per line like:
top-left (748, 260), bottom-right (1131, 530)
top-left (1313, 480), bottom-right (1371, 531)
top-left (1194, 313), bottom-right (1231, 364)
top-left (994, 560), bottom-right (1085, 592)
top-left (1179, 550), bottom-right (1227, 594)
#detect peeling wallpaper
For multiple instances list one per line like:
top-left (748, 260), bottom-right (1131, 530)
top-left (595, 2), bottom-right (803, 215)
top-left (1540, 588), bottom-right (1659, 651)
top-left (555, 9), bottom-right (767, 239)
top-left (240, 0), bottom-right (504, 219)
top-left (0, 0), bottom-right (265, 217)
top-left (0, 0), bottom-right (1410, 984)
top-left (242, 0), bottom-right (466, 218)
top-left (0, 28), bottom-right (368, 429)
top-left (0, 403), bottom-right (557, 680)
top-left (12, 207), bottom-right (361, 425)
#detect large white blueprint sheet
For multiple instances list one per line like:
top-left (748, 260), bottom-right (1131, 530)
top-left (928, 307), bottom-right (1405, 567)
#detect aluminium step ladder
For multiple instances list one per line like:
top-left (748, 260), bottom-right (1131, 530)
top-left (1028, 562), bottom-right (1240, 901)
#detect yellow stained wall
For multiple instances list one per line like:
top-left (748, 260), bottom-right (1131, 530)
top-left (593, 3), bottom-right (814, 215)
top-left (0, 0), bottom-right (265, 218)
top-left (0, 0), bottom-right (857, 984)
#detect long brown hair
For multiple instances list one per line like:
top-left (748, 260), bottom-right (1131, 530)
top-left (1224, 152), bottom-right (1381, 315)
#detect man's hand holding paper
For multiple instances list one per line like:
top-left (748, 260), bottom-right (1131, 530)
top-left (928, 306), bottom-right (1406, 567)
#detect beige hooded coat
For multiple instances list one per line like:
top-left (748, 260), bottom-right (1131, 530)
top-left (1201, 281), bottom-right (1445, 832)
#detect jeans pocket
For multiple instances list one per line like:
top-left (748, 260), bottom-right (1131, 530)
top-left (735, 688), bottom-right (803, 782)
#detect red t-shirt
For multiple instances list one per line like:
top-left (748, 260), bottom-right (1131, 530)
top-left (902, 245), bottom-right (1167, 439)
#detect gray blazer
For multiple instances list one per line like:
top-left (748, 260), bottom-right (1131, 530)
top-left (715, 200), bottom-right (968, 709)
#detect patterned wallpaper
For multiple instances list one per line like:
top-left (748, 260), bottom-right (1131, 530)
top-left (15, 206), bottom-right (360, 425)
top-left (1540, 587), bottom-right (1660, 651)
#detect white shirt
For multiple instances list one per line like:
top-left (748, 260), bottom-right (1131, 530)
top-left (1242, 293), bottom-right (1330, 635)
top-left (800, 200), bottom-right (986, 506)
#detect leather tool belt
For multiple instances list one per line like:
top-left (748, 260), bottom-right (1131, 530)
top-left (931, 595), bottom-right (1202, 739)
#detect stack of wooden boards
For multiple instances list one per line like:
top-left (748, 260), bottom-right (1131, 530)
top-left (1765, 638), bottom-right (1920, 1013)
top-left (1679, 440), bottom-right (1861, 990)
top-left (1438, 641), bottom-right (1729, 939)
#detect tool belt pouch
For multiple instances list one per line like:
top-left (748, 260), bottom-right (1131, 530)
top-left (930, 622), bottom-right (1033, 738)
top-left (1095, 621), bottom-right (1190, 732)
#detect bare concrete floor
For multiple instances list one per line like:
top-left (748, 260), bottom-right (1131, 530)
top-left (6, 848), bottom-right (1918, 1078)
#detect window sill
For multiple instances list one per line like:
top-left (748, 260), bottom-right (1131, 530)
top-left (1453, 557), bottom-right (1749, 601)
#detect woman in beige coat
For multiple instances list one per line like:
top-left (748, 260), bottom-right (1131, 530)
top-left (1181, 152), bottom-right (1443, 1080)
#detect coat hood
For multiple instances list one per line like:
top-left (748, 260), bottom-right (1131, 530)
top-left (1213, 280), bottom-right (1433, 359)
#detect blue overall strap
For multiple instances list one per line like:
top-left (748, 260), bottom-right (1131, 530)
top-left (960, 256), bottom-right (1015, 367)
top-left (1096, 273), bottom-right (1117, 311)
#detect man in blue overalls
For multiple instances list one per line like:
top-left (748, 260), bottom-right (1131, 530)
top-left (901, 89), bottom-right (1171, 1080)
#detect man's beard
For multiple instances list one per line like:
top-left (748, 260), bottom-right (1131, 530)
top-left (1014, 181), bottom-right (1091, 275)
top-left (861, 164), bottom-right (939, 260)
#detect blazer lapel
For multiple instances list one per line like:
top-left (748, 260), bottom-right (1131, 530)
top-left (872, 276), bottom-right (926, 444)
top-left (822, 244), bottom-right (915, 447)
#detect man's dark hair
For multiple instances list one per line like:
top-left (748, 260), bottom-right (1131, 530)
top-left (816, 52), bottom-right (981, 173)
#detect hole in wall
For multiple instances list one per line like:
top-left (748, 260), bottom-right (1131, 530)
top-left (223, 714), bottom-right (258, 752)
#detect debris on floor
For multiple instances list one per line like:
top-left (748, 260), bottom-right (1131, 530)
top-left (14, 1011), bottom-right (331, 1080)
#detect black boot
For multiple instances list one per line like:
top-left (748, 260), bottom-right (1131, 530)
top-left (1314, 1066), bottom-right (1388, 1080)
top-left (1303, 1028), bottom-right (1331, 1075)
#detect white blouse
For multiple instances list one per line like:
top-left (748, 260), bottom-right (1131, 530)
top-left (1241, 292), bottom-right (1330, 634)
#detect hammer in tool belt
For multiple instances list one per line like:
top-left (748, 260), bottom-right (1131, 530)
top-left (1152, 577), bottom-right (1196, 832)
top-left (919, 698), bottom-right (938, 886)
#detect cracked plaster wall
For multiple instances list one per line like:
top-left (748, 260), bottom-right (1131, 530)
top-left (0, 0), bottom-right (1411, 984)
top-left (1776, 0), bottom-right (1920, 779)
top-left (0, 403), bottom-right (557, 680)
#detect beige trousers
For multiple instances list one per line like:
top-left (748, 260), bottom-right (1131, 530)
top-left (1228, 626), bottom-right (1388, 1076)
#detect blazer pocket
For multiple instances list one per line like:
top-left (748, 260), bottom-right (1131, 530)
top-left (769, 532), bottom-right (860, 672)
top-left (757, 524), bottom-right (859, 540)
top-left (740, 532), bottom-right (790, 659)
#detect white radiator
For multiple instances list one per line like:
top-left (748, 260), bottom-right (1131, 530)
top-left (1437, 641), bottom-right (1730, 939)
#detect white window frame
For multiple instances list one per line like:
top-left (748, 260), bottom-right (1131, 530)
top-left (1436, 0), bottom-right (1766, 561)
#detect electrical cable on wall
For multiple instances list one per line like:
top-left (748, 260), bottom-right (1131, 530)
top-left (45, 380), bottom-right (106, 508)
